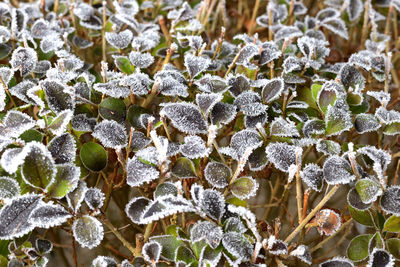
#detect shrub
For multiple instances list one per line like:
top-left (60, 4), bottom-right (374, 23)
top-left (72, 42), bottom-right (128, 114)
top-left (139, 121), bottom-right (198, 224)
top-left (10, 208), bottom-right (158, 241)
top-left (0, 0), bottom-right (399, 266)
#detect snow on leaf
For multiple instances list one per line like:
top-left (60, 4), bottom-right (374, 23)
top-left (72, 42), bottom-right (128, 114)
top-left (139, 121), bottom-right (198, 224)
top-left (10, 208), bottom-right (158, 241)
top-left (190, 221), bottom-right (223, 249)
top-left (128, 51), bottom-right (154, 68)
top-left (0, 194), bottom-right (42, 240)
top-left (380, 186), bottom-right (400, 216)
top-left (160, 102), bottom-right (207, 134)
top-left (222, 232), bottom-right (253, 261)
top-left (40, 79), bottom-right (75, 113)
top-left (92, 256), bottom-right (118, 267)
top-left (204, 162), bottom-right (231, 188)
top-left (125, 197), bottom-right (152, 224)
top-left (21, 141), bottom-right (56, 190)
top-left (347, 0), bottom-right (363, 21)
top-left (196, 93), bottom-right (223, 116)
top-left (142, 241), bottom-right (161, 264)
top-left (10, 47), bottom-right (37, 76)
top-left (366, 248), bottom-right (395, 267)
top-left (71, 114), bottom-right (97, 132)
top-left (0, 110), bottom-right (35, 138)
top-left (211, 102), bottom-right (237, 125)
top-left (92, 120), bottom-right (128, 149)
top-left (180, 135), bottom-right (210, 159)
top-left (105, 29), bottom-right (133, 49)
top-left (0, 176), bottom-right (20, 199)
top-left (200, 189), bottom-right (225, 221)
top-left (266, 142), bottom-right (297, 172)
top-left (339, 64), bottom-right (365, 90)
top-left (270, 117), bottom-right (300, 137)
top-left (126, 156), bottom-right (159, 187)
top-left (355, 114), bottom-right (381, 133)
top-left (73, 215), bottom-right (104, 249)
top-left (301, 163), bottom-right (324, 192)
top-left (93, 80), bottom-right (131, 98)
top-left (48, 133), bottom-right (76, 164)
top-left (85, 188), bottom-right (105, 210)
top-left (47, 109), bottom-right (73, 136)
top-left (29, 202), bottom-right (71, 228)
top-left (267, 236), bottom-right (288, 255)
top-left (290, 245), bottom-right (312, 265)
top-left (320, 18), bottom-right (349, 40)
top-left (184, 53), bottom-right (211, 79)
top-left (323, 155), bottom-right (355, 185)
top-left (261, 78), bottom-right (284, 103)
top-left (67, 180), bottom-right (87, 213)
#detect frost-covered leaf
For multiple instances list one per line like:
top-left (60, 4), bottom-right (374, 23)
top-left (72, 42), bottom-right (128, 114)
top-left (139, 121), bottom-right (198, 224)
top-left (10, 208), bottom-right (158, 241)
top-left (154, 182), bottom-right (178, 198)
top-left (9, 80), bottom-right (36, 104)
top-left (261, 78), bottom-right (284, 103)
top-left (92, 256), bottom-right (118, 267)
top-left (22, 142), bottom-right (56, 190)
top-left (266, 142), bottom-right (297, 172)
top-left (194, 74), bottom-right (227, 93)
top-left (67, 180), bottom-right (87, 213)
top-left (73, 215), bottom-right (104, 249)
top-left (71, 114), bottom-right (97, 132)
top-left (0, 26), bottom-right (11, 43)
top-left (367, 248), bottom-right (395, 267)
top-left (227, 75), bottom-right (250, 97)
top-left (236, 44), bottom-right (259, 66)
top-left (248, 146), bottom-right (268, 171)
top-left (231, 176), bottom-right (259, 200)
top-left (47, 164), bottom-right (80, 199)
top-left (190, 221), bottom-right (223, 249)
top-left (348, 188), bottom-right (372, 211)
top-left (380, 186), bottom-right (400, 216)
top-left (157, 75), bottom-right (188, 97)
top-left (0, 176), bottom-right (20, 199)
top-left (259, 42), bottom-right (281, 65)
top-left (355, 179), bottom-right (382, 204)
top-left (40, 79), bottom-right (75, 113)
top-left (29, 202), bottom-right (71, 228)
top-left (184, 54), bottom-right (211, 79)
top-left (0, 148), bottom-right (26, 174)
top-left (315, 209), bottom-right (341, 235)
top-left (234, 91), bottom-right (266, 116)
top-left (355, 114), bottom-right (381, 133)
top-left (142, 241), bottom-right (161, 264)
top-left (222, 232), bottom-right (253, 261)
top-left (129, 51), bottom-right (154, 68)
top-left (11, 47), bottom-right (37, 76)
top-left (161, 102), bottom-right (207, 134)
top-left (317, 83), bottom-right (338, 113)
top-left (270, 117), bottom-right (299, 137)
top-left (48, 133), bottom-right (76, 164)
top-left (357, 146), bottom-right (391, 174)
top-left (0, 194), bottom-right (42, 239)
top-left (36, 239), bottom-right (53, 254)
top-left (92, 120), bottom-right (128, 149)
top-left (339, 64), bottom-right (365, 90)
top-left (316, 139), bottom-right (341, 155)
top-left (267, 236), bottom-right (288, 255)
top-left (93, 80), bottom-right (131, 98)
top-left (320, 18), bottom-right (349, 39)
top-left (303, 119), bottom-right (325, 138)
top-left (105, 29), bottom-right (133, 49)
top-left (126, 156), bottom-right (159, 187)
top-left (300, 163), bottom-right (324, 191)
top-left (0, 110), bottom-right (35, 138)
top-left (224, 217), bottom-right (246, 233)
top-left (283, 56), bottom-right (303, 73)
top-left (196, 93), bottom-right (223, 116)
top-left (211, 102), bottom-right (237, 125)
top-left (245, 112), bottom-right (268, 129)
top-left (323, 155), bottom-right (355, 185)
top-left (325, 99), bottom-right (352, 136)
top-left (200, 189), bottom-right (225, 221)
top-left (125, 197), bottom-right (151, 224)
top-left (204, 162), bottom-right (231, 188)
top-left (48, 109), bottom-right (73, 136)
top-left (85, 188), bottom-right (105, 210)
top-left (274, 26), bottom-right (303, 41)
top-left (221, 129), bottom-right (262, 160)
top-left (347, 0), bottom-right (363, 21)
top-left (290, 245), bottom-right (312, 265)
top-left (180, 135), bottom-right (210, 159)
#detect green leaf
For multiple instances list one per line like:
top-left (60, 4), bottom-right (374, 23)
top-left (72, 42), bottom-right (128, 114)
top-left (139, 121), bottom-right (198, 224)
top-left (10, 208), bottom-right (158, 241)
top-left (355, 179), bottom-right (382, 204)
top-left (79, 142), bottom-right (108, 172)
top-left (383, 122), bottom-right (400, 135)
top-left (347, 92), bottom-right (362, 106)
top-left (347, 234), bottom-right (373, 262)
top-left (20, 129), bottom-right (43, 143)
top-left (386, 238), bottom-right (400, 260)
top-left (348, 205), bottom-right (375, 227)
top-left (0, 240), bottom-right (10, 257)
top-left (383, 215), bottom-right (400, 233)
top-left (21, 143), bottom-right (56, 189)
top-left (226, 197), bottom-right (248, 208)
top-left (311, 83), bottom-right (322, 101)
top-left (127, 105), bottom-right (149, 128)
top-left (171, 157), bottom-right (196, 178)
top-left (175, 246), bottom-right (196, 264)
top-left (0, 44), bottom-right (12, 60)
top-left (150, 235), bottom-right (184, 261)
top-left (325, 105), bottom-right (352, 136)
top-left (318, 87), bottom-right (337, 113)
top-left (114, 56), bottom-right (134, 74)
top-left (230, 176), bottom-right (258, 200)
top-left (47, 164), bottom-right (80, 198)
top-left (99, 97), bottom-right (127, 123)
top-left (370, 232), bottom-right (384, 251)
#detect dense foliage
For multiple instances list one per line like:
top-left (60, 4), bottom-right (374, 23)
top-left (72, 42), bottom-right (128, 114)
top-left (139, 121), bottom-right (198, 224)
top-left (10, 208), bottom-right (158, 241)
top-left (0, 0), bottom-right (399, 266)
